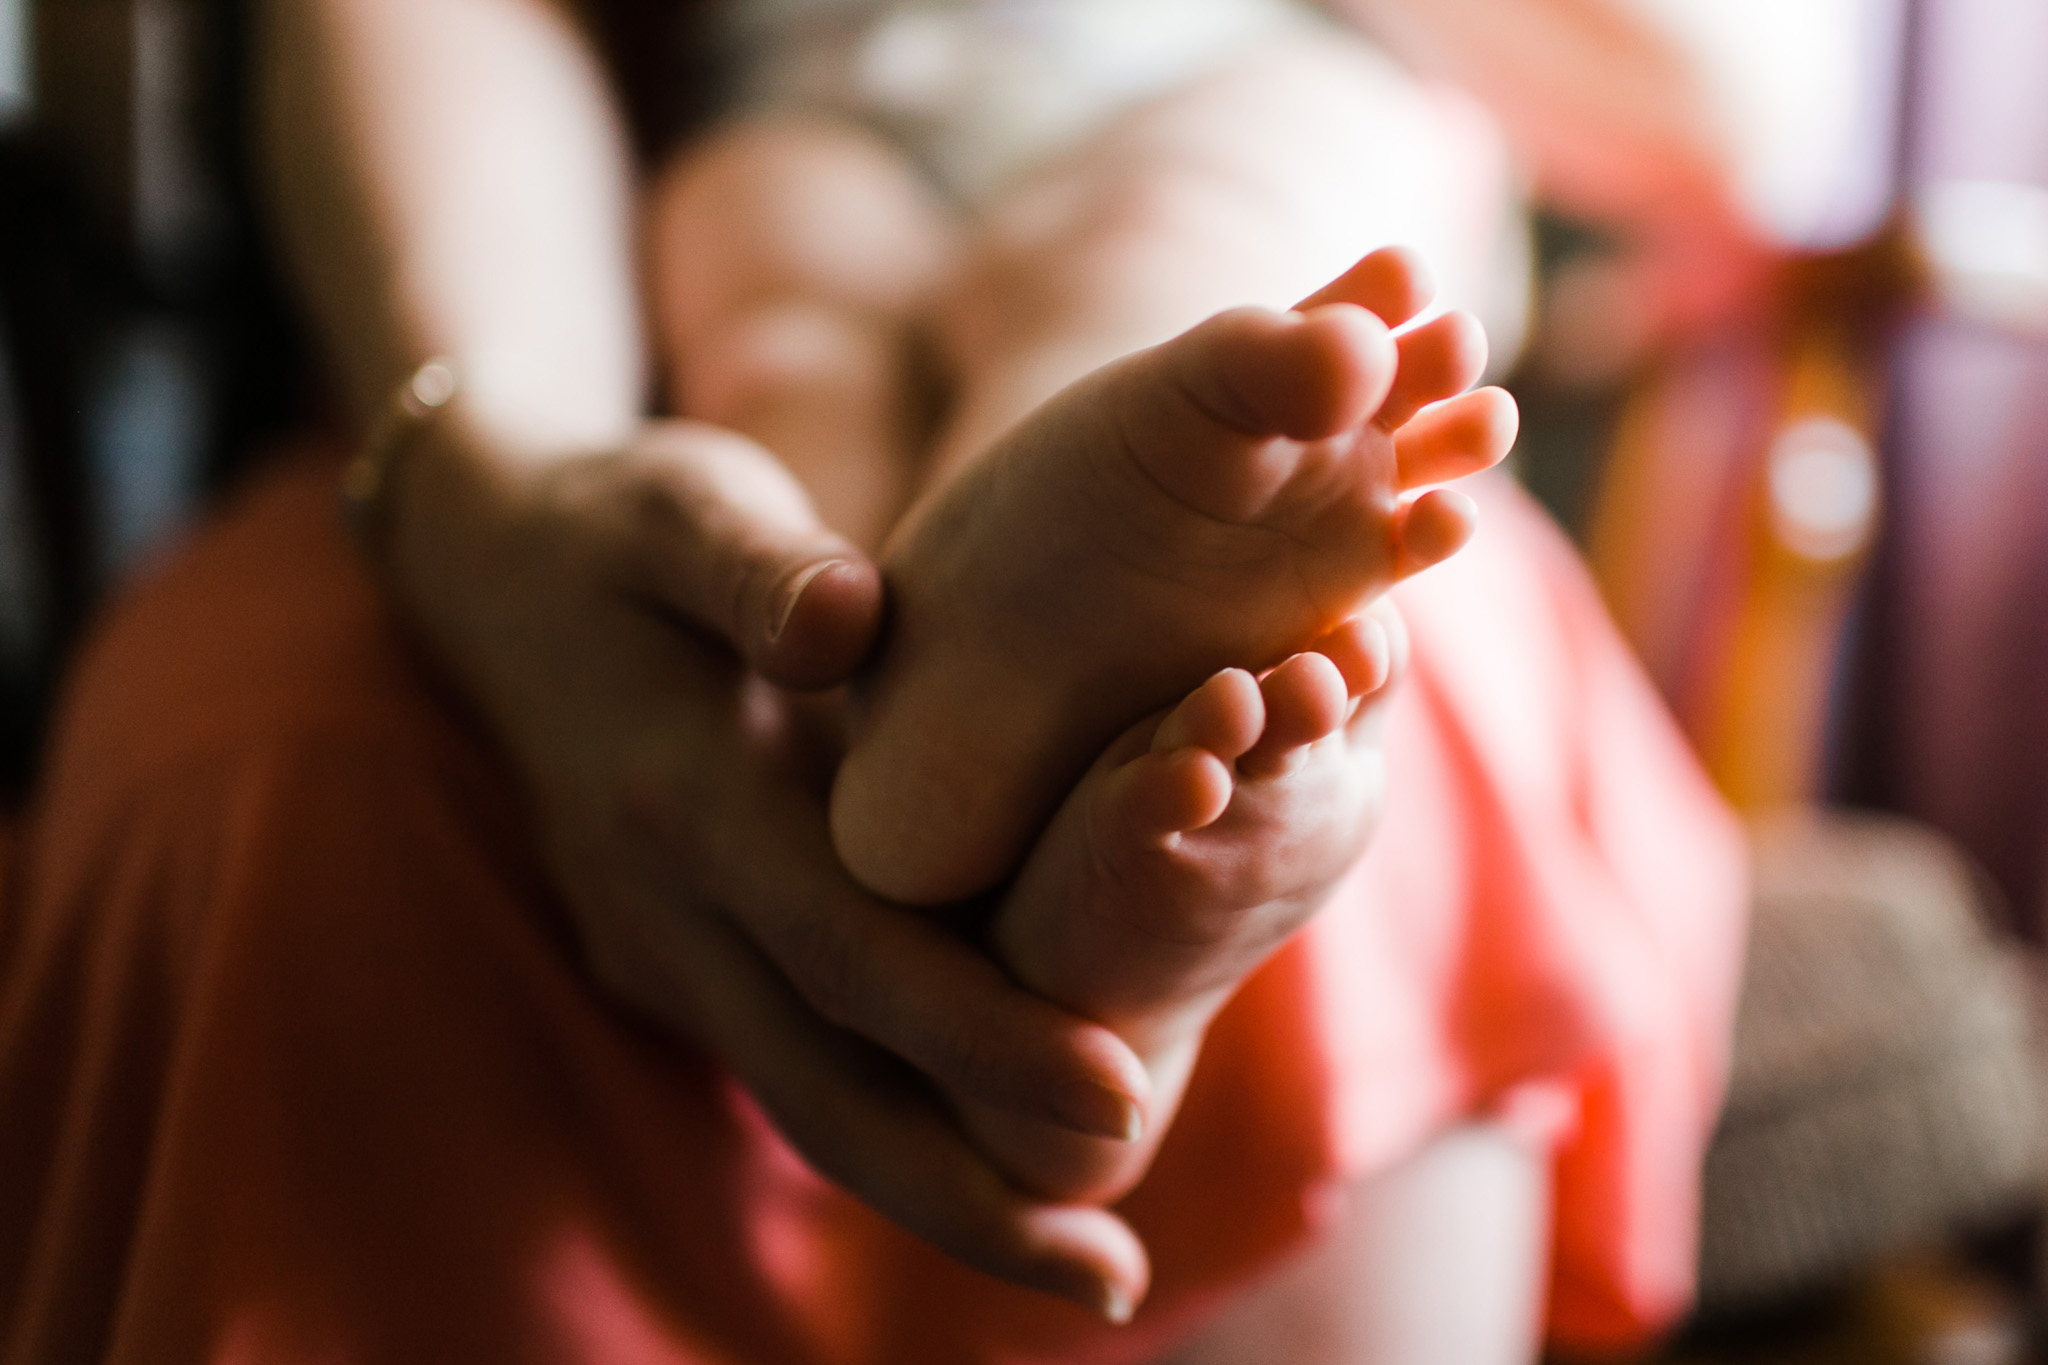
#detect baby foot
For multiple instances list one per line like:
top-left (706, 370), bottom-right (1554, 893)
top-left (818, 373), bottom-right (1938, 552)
top-left (831, 248), bottom-right (1514, 904)
top-left (958, 613), bottom-right (1400, 1204)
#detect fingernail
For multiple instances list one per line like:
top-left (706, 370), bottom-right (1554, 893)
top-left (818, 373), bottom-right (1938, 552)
top-left (769, 559), bottom-right (844, 644)
top-left (1098, 1282), bottom-right (1136, 1326)
top-left (1053, 1080), bottom-right (1145, 1142)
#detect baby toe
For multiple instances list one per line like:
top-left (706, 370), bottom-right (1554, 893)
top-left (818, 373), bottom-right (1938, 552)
top-left (1237, 652), bottom-right (1348, 778)
top-left (1262, 652), bottom-right (1350, 743)
top-left (1308, 615), bottom-right (1393, 699)
top-left (1394, 387), bottom-right (1519, 489)
top-left (1376, 310), bottom-right (1489, 432)
top-left (1125, 306), bottom-right (1394, 521)
top-left (1295, 245), bottom-right (1437, 330)
top-left (1196, 304), bottom-right (1397, 444)
top-left (1150, 668), bottom-right (1264, 761)
top-left (1114, 748), bottom-right (1236, 848)
top-left (1393, 488), bottom-right (1479, 578)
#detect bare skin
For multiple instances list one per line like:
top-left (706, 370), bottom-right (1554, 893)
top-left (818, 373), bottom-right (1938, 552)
top-left (266, 0), bottom-right (1846, 1351)
top-left (645, 35), bottom-right (1521, 1328)
top-left (960, 611), bottom-right (1404, 1209)
top-left (830, 252), bottom-right (1513, 907)
top-left (645, 121), bottom-right (1514, 1224)
top-left (849, 250), bottom-right (1510, 1213)
top-left (259, 0), bottom-right (1157, 1318)
top-left (648, 118), bottom-right (956, 553)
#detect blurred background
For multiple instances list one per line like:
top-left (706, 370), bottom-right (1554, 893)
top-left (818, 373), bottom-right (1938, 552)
top-left (3, 0), bottom-right (2048, 1359)
top-left (0, 0), bottom-right (309, 801)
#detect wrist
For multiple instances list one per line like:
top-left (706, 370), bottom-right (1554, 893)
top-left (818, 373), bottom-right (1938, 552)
top-left (360, 374), bottom-right (581, 676)
top-left (347, 351), bottom-right (638, 595)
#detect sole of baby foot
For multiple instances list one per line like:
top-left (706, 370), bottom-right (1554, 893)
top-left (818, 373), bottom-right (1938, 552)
top-left (831, 248), bottom-right (1506, 906)
top-left (960, 636), bottom-right (1388, 1204)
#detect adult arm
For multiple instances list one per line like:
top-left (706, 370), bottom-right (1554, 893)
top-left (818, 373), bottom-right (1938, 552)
top-left (251, 0), bottom-right (1150, 1314)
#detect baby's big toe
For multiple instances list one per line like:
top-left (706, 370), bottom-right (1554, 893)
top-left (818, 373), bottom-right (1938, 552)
top-left (1188, 304), bottom-right (1398, 445)
top-left (1126, 304), bottom-right (1396, 522)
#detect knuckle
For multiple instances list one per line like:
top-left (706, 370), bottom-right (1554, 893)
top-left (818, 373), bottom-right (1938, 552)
top-left (921, 1011), bottom-right (1008, 1099)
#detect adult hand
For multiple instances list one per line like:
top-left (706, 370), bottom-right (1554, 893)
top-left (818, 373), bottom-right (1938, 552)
top-left (379, 413), bottom-right (1155, 1318)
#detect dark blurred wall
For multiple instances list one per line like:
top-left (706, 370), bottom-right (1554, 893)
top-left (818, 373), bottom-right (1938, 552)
top-left (0, 0), bottom-right (313, 797)
top-left (0, 0), bottom-right (736, 798)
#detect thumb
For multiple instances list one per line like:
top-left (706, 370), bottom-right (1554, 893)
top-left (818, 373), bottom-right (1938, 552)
top-left (626, 421), bottom-right (884, 689)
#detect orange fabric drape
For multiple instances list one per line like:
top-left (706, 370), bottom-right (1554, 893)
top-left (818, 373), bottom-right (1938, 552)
top-left (0, 451), bottom-right (1744, 1362)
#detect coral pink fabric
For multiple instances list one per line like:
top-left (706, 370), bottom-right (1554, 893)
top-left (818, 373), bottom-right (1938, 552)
top-left (0, 450), bottom-right (1744, 1363)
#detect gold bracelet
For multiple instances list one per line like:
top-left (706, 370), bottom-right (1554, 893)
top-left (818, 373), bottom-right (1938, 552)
top-left (340, 358), bottom-right (459, 552)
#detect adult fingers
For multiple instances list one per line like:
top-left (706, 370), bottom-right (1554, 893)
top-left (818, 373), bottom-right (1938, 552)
top-left (614, 420), bottom-right (884, 688)
top-left (620, 754), bottom-right (1155, 1144)
top-left (748, 877), bottom-right (1156, 1141)
top-left (600, 885), bottom-right (1152, 1320)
